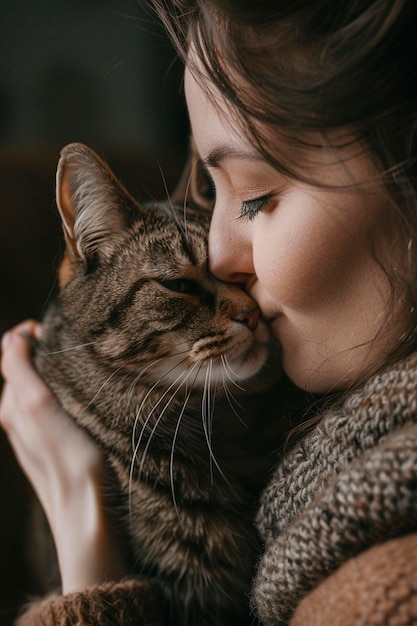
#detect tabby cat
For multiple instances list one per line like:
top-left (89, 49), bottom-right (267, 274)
top-left (22, 143), bottom-right (300, 626)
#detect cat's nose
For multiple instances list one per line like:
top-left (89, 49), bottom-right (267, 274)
top-left (234, 306), bottom-right (260, 331)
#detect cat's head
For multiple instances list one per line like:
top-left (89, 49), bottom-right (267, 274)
top-left (51, 143), bottom-right (278, 394)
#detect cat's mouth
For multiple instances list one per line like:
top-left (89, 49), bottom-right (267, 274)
top-left (143, 321), bottom-right (278, 391)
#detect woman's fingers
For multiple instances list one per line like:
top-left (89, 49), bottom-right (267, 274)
top-left (0, 321), bottom-right (129, 591)
top-left (1, 329), bottom-right (53, 434)
top-left (1, 328), bottom-right (65, 482)
top-left (0, 321), bottom-right (102, 494)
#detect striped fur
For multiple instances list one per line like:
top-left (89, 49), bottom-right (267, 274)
top-left (33, 144), bottom-right (298, 626)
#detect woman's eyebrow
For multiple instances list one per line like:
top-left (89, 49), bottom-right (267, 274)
top-left (202, 146), bottom-right (262, 168)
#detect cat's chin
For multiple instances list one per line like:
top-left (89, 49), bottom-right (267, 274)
top-left (225, 336), bottom-right (282, 391)
top-left (221, 328), bottom-right (269, 379)
top-left (198, 320), bottom-right (280, 390)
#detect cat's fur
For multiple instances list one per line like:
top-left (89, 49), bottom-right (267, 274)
top-left (22, 144), bottom-right (301, 626)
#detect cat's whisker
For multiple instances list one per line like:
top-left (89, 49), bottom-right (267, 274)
top-left (169, 365), bottom-right (201, 517)
top-left (86, 367), bottom-right (123, 409)
top-left (143, 183), bottom-right (186, 244)
top-left (129, 366), bottom-right (199, 522)
top-left (221, 356), bottom-right (246, 407)
top-left (125, 367), bottom-right (165, 436)
top-left (129, 408), bottom-right (156, 522)
top-left (220, 354), bottom-right (246, 391)
top-left (221, 357), bottom-right (250, 427)
top-left (201, 359), bottom-right (230, 486)
top-left (221, 366), bottom-right (248, 427)
top-left (221, 357), bottom-right (245, 391)
top-left (129, 361), bottom-right (198, 519)
top-left (206, 361), bottom-right (215, 484)
top-left (130, 377), bottom-right (167, 482)
top-left (153, 159), bottom-right (190, 244)
top-left (211, 377), bottom-right (219, 429)
top-left (155, 159), bottom-right (173, 212)
top-left (128, 349), bottom-right (192, 404)
top-left (130, 354), bottom-right (191, 453)
top-left (38, 341), bottom-right (96, 356)
top-left (136, 364), bottom-right (198, 479)
top-left (223, 386), bottom-right (244, 414)
top-left (162, 158), bottom-right (200, 247)
top-left (164, 346), bottom-right (194, 358)
top-left (131, 352), bottom-right (188, 449)
top-left (202, 361), bottom-right (212, 483)
top-left (127, 356), bottom-right (168, 402)
top-left (129, 394), bottom-right (166, 523)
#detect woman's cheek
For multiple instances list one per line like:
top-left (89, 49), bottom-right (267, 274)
top-left (254, 199), bottom-right (370, 313)
top-left (254, 225), bottom-right (340, 312)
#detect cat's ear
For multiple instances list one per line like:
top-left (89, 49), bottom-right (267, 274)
top-left (56, 143), bottom-right (140, 267)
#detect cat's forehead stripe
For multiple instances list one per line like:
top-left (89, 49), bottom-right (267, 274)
top-left (89, 278), bottom-right (148, 335)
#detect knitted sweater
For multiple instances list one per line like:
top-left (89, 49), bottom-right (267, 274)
top-left (16, 353), bottom-right (417, 625)
top-left (252, 351), bottom-right (417, 625)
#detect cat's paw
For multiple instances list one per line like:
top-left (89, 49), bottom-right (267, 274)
top-left (15, 580), bottom-right (163, 626)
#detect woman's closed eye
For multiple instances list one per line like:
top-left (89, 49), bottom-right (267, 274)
top-left (238, 194), bottom-right (274, 221)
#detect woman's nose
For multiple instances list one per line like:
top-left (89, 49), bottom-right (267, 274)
top-left (208, 205), bottom-right (255, 283)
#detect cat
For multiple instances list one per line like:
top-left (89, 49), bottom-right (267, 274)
top-left (21, 143), bottom-right (302, 626)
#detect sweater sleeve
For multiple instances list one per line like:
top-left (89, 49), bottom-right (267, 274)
top-left (15, 579), bottom-right (164, 626)
top-left (290, 533), bottom-right (417, 626)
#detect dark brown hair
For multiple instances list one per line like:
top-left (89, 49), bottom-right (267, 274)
top-left (147, 0), bottom-right (417, 363)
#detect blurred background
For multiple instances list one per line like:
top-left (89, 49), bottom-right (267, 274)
top-left (0, 0), bottom-right (187, 151)
top-left (0, 1), bottom-right (188, 623)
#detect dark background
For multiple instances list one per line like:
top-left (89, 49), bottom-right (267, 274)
top-left (0, 2), bottom-right (187, 623)
top-left (0, 0), bottom-right (187, 152)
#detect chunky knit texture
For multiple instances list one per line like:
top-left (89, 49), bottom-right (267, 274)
top-left (253, 352), bottom-right (417, 625)
top-left (290, 533), bottom-right (417, 626)
top-left (16, 579), bottom-right (163, 626)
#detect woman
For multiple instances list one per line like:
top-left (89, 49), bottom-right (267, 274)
top-left (2, 0), bottom-right (417, 623)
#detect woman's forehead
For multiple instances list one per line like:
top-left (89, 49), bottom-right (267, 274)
top-left (185, 59), bottom-right (378, 190)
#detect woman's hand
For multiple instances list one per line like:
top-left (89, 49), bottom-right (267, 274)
top-left (0, 321), bottom-right (129, 593)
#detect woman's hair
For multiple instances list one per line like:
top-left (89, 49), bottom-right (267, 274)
top-left (147, 0), bottom-right (417, 364)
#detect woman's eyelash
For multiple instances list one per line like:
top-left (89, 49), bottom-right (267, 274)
top-left (238, 195), bottom-right (273, 221)
top-left (197, 159), bottom-right (276, 221)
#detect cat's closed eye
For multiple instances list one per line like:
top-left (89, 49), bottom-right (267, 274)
top-left (159, 278), bottom-right (202, 296)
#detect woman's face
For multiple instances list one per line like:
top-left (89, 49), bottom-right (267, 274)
top-left (185, 68), bottom-right (407, 392)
